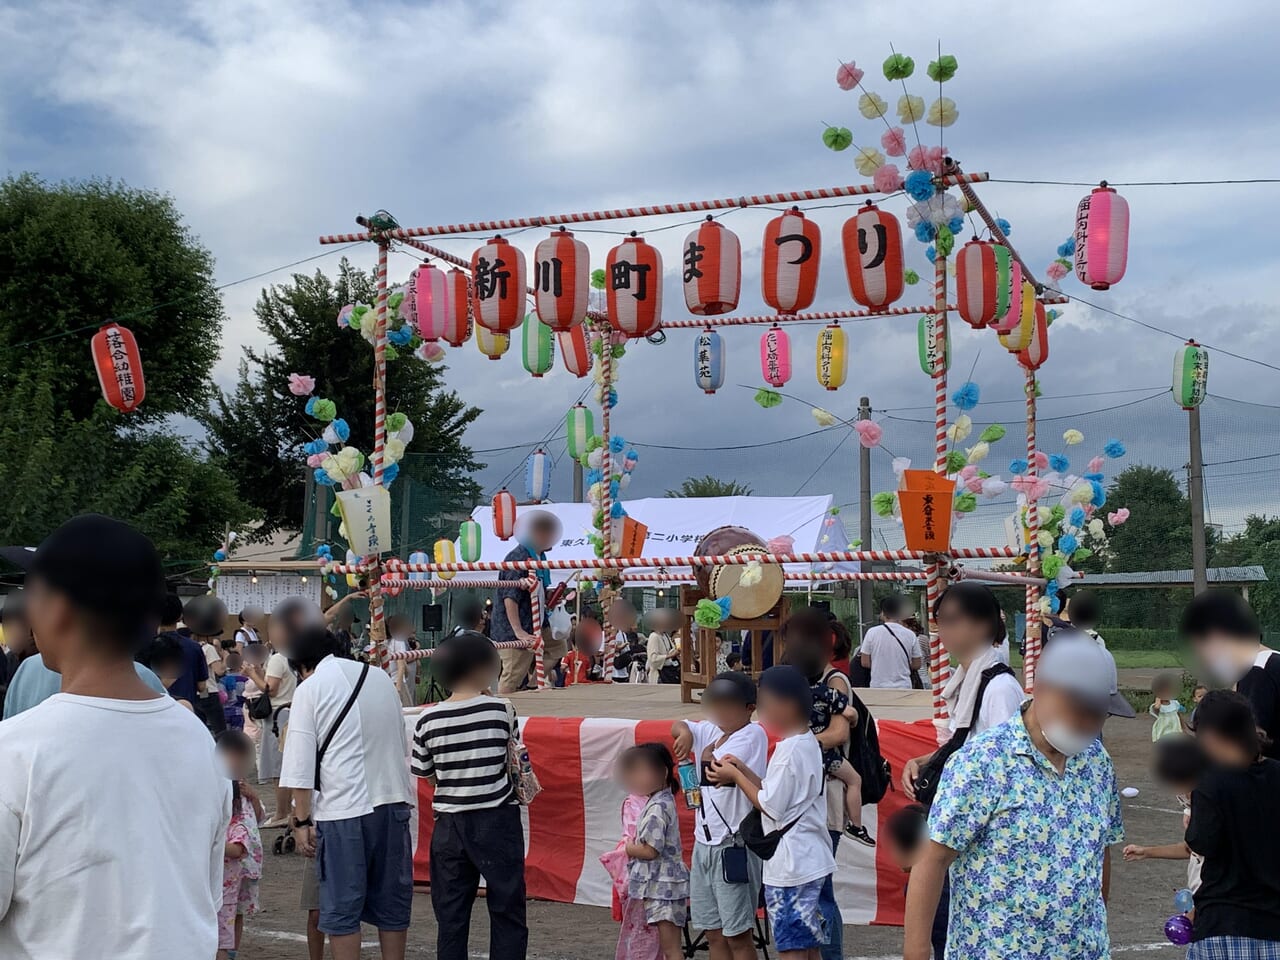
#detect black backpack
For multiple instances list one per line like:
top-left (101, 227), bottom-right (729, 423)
top-left (826, 670), bottom-right (892, 804)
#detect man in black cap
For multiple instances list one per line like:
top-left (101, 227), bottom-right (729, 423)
top-left (0, 514), bottom-right (231, 960)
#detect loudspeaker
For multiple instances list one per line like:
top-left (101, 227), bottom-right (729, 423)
top-left (422, 604), bottom-right (444, 632)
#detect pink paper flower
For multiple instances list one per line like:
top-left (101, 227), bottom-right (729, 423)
top-left (767, 535), bottom-right (795, 555)
top-left (836, 61), bottom-right (864, 90)
top-left (880, 127), bottom-right (907, 157)
top-left (1107, 508), bottom-right (1131, 526)
top-left (1046, 262), bottom-right (1068, 282)
top-left (907, 145), bottom-right (945, 174)
top-left (306, 453), bottom-right (326, 468)
top-left (854, 420), bottom-right (884, 448)
top-left (1088, 456), bottom-right (1105, 472)
top-left (288, 373), bottom-right (316, 396)
top-left (965, 475), bottom-right (984, 493)
top-left (873, 163), bottom-right (904, 194)
top-left (1032, 450), bottom-right (1050, 471)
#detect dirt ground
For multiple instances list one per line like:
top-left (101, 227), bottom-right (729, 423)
top-left (241, 711), bottom-right (1190, 959)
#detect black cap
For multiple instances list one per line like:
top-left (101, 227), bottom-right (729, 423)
top-left (1, 514), bottom-right (165, 635)
top-left (703, 671), bottom-right (757, 706)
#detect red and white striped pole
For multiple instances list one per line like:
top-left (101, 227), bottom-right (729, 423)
top-left (599, 321), bottom-right (616, 682)
top-left (367, 239), bottom-right (391, 670)
top-left (1023, 368), bottom-right (1042, 690)
top-left (926, 236), bottom-right (952, 721)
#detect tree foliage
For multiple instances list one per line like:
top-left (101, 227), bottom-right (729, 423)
top-left (200, 259), bottom-right (484, 548)
top-left (1214, 515), bottom-right (1280, 630)
top-left (665, 475), bottom-right (754, 498)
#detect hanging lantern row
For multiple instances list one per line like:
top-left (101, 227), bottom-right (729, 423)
top-left (1173, 340), bottom-right (1209, 409)
top-left (525, 448), bottom-right (552, 502)
top-left (91, 324), bottom-right (146, 413)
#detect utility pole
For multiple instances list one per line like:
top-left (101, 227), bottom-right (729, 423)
top-left (573, 460), bottom-right (584, 503)
top-left (857, 395), bottom-right (874, 641)
top-left (1188, 404), bottom-right (1208, 594)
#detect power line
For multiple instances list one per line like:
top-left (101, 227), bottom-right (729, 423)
top-left (989, 178), bottom-right (1280, 188)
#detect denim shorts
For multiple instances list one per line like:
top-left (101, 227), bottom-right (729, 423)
top-left (316, 802), bottom-right (414, 935)
top-left (765, 879), bottom-right (828, 951)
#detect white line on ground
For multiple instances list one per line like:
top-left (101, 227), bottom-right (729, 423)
top-left (255, 928), bottom-right (380, 948)
top-left (1126, 802), bottom-right (1184, 815)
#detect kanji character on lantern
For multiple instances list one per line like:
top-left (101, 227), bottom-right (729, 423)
top-left (606, 234), bottom-right (663, 337)
top-left (533, 227), bottom-right (589, 331)
top-left (683, 218), bottom-right (741, 316)
top-left (762, 207), bottom-right (821, 313)
top-left (842, 203), bottom-right (904, 310)
top-left (760, 326), bottom-right (792, 387)
top-left (693, 329), bottom-right (725, 394)
top-left (91, 324), bottom-right (146, 413)
top-left (1173, 341), bottom-right (1209, 409)
top-left (471, 235), bottom-right (527, 332)
top-left (1074, 183), bottom-right (1130, 290)
top-left (816, 323), bottom-right (848, 391)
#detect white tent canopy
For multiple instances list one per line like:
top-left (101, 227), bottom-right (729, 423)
top-left (455, 495), bottom-right (859, 585)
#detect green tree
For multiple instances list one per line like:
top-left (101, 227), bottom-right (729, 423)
top-left (1213, 516), bottom-right (1280, 630)
top-left (201, 260), bottom-right (483, 549)
top-left (665, 475), bottom-right (754, 498)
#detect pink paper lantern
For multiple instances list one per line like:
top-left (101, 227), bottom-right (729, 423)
top-left (410, 263), bottom-right (449, 341)
top-left (1074, 183), bottom-right (1130, 291)
top-left (759, 325), bottom-right (792, 387)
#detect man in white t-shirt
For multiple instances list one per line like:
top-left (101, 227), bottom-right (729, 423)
top-left (859, 595), bottom-right (922, 689)
top-left (0, 515), bottom-right (230, 960)
top-left (280, 627), bottom-right (414, 960)
top-left (672, 672), bottom-right (769, 960)
top-left (246, 618), bottom-right (300, 826)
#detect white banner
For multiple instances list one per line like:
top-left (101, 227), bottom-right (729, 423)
top-left (216, 574), bottom-right (321, 614)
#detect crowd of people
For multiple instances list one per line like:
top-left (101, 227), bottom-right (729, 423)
top-left (1, 512), bottom-right (1279, 960)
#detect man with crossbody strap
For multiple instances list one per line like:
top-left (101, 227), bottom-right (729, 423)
top-left (280, 628), bottom-right (414, 960)
top-left (860, 596), bottom-right (923, 689)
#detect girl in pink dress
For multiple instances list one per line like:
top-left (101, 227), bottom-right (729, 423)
top-left (216, 731), bottom-right (263, 960)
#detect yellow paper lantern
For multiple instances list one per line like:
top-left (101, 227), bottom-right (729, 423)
top-left (815, 323), bottom-right (848, 391)
top-left (433, 538), bottom-right (457, 580)
top-left (998, 281), bottom-right (1037, 353)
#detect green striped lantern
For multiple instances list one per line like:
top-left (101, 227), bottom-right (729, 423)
top-left (458, 518), bottom-right (482, 562)
top-left (566, 404), bottom-right (594, 460)
top-left (917, 313), bottom-right (949, 375)
top-left (521, 314), bottom-right (554, 378)
top-left (1173, 341), bottom-right (1208, 409)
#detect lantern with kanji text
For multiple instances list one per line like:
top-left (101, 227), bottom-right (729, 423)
top-left (1074, 183), bottom-right (1130, 290)
top-left (842, 203), bottom-right (904, 311)
top-left (91, 324), bottom-right (146, 413)
top-left (693, 329), bottom-right (725, 394)
top-left (606, 234), bottom-right (663, 337)
top-left (762, 208), bottom-right (821, 313)
top-left (1173, 341), bottom-right (1209, 409)
top-left (760, 325), bottom-right (792, 387)
top-left (917, 313), bottom-right (949, 375)
top-left (816, 323), bottom-right (848, 391)
top-left (682, 218), bottom-right (741, 316)
top-left (408, 262), bottom-right (449, 341)
top-left (533, 227), bottom-right (589, 331)
top-left (470, 235), bottom-right (527, 333)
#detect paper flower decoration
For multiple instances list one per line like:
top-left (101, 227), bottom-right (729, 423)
top-left (1037, 531), bottom-right (1054, 549)
top-left (954, 492), bottom-right (977, 513)
top-left (883, 53), bottom-right (914, 79)
top-left (288, 373), bottom-right (316, 396)
top-left (872, 492), bottom-right (898, 517)
top-left (896, 94), bottom-right (925, 124)
top-left (946, 414), bottom-right (973, 442)
top-left (1046, 262), bottom-right (1069, 282)
top-left (1104, 439), bottom-right (1126, 458)
top-left (812, 407), bottom-right (837, 426)
top-left (927, 55), bottom-right (958, 82)
top-left (981, 477), bottom-right (1007, 497)
top-left (694, 597), bottom-right (733, 628)
top-left (880, 127), bottom-right (907, 156)
top-left (823, 126), bottom-right (853, 151)
top-left (854, 146), bottom-right (886, 176)
top-left (980, 424), bottom-right (1006, 443)
top-left (907, 145), bottom-right (945, 174)
top-left (854, 420), bottom-right (884, 448)
top-left (1032, 450), bottom-right (1050, 471)
top-left (754, 389), bottom-right (782, 409)
top-left (1063, 429), bottom-right (1084, 445)
top-left (836, 61), bottom-right (864, 90)
top-left (945, 450), bottom-right (967, 473)
top-left (926, 97), bottom-right (958, 127)
top-left (966, 441), bottom-right (990, 464)
top-left (892, 456), bottom-right (911, 475)
top-left (995, 218), bottom-right (1012, 236)
top-left (858, 92), bottom-right (888, 119)
top-left (873, 163), bottom-right (904, 193)
top-left (1049, 454), bottom-right (1070, 473)
top-left (739, 560), bottom-right (764, 588)
top-left (951, 381), bottom-right (980, 411)
top-left (905, 170), bottom-right (935, 202)
top-left (767, 535), bottom-right (795, 555)
top-left (914, 221), bottom-right (936, 243)
top-left (903, 269), bottom-right (920, 285)
top-left (1107, 508), bottom-right (1131, 526)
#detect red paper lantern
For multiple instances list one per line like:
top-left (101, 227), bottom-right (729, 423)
top-left (492, 488), bottom-right (517, 541)
top-left (443, 269), bottom-right (473, 346)
top-left (682, 218), bottom-right (741, 316)
top-left (759, 325), bottom-right (792, 387)
top-left (410, 263), bottom-right (449, 341)
top-left (558, 325), bottom-right (592, 378)
top-left (533, 227), bottom-right (589, 331)
top-left (762, 207), bottom-right (821, 314)
top-left (841, 203), bottom-right (904, 310)
top-left (1017, 300), bottom-right (1050, 371)
top-left (1074, 184), bottom-right (1129, 290)
top-left (606, 234), bottom-right (663, 338)
top-left (956, 240), bottom-right (1014, 330)
top-left (470, 235), bottom-right (527, 333)
top-left (91, 324), bottom-right (146, 413)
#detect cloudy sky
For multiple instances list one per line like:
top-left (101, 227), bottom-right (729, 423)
top-left (4, 0), bottom-right (1279, 549)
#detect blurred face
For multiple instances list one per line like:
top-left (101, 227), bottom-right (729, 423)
top-left (704, 695), bottom-right (753, 731)
top-left (756, 688), bottom-right (805, 734)
top-left (888, 840), bottom-right (917, 873)
top-left (218, 746), bottom-right (252, 781)
top-left (1033, 684), bottom-right (1106, 757)
top-left (24, 577), bottom-right (71, 672)
top-left (1193, 687), bottom-right (1207, 704)
top-left (621, 758), bottom-right (663, 797)
top-left (3, 612), bottom-right (33, 655)
top-left (935, 597), bottom-right (991, 660)
top-left (1197, 729), bottom-right (1252, 768)
top-left (530, 519), bottom-right (558, 553)
top-left (1194, 633), bottom-right (1258, 684)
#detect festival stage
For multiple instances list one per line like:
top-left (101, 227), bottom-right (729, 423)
top-left (405, 683), bottom-right (939, 925)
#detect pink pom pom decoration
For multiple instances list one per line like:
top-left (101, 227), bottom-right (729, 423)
top-left (288, 373), bottom-right (316, 396)
top-left (873, 163), bottom-right (904, 194)
top-left (880, 127), bottom-right (907, 157)
top-left (1088, 456), bottom-right (1105, 472)
top-left (336, 304), bottom-right (354, 329)
top-left (1032, 450), bottom-right (1050, 471)
top-left (836, 61), bottom-right (864, 90)
top-left (854, 420), bottom-right (884, 448)
top-left (306, 453), bottom-right (326, 468)
top-left (1107, 508), bottom-right (1131, 526)
top-left (965, 476), bottom-right (984, 493)
top-left (907, 145), bottom-right (945, 174)
top-left (1011, 476), bottom-right (1052, 502)
top-left (1045, 261), bottom-right (1069, 282)
top-left (767, 535), bottom-right (795, 555)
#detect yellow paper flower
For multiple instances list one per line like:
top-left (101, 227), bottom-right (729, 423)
top-left (739, 560), bottom-right (763, 588)
top-left (1037, 531), bottom-right (1054, 548)
top-left (926, 97), bottom-right (958, 127)
top-left (859, 92), bottom-right (888, 119)
top-left (322, 456), bottom-right (345, 483)
top-left (335, 446), bottom-right (364, 476)
top-left (960, 195), bottom-right (976, 213)
top-left (897, 94), bottom-right (925, 124)
top-left (966, 440), bottom-right (990, 465)
top-left (384, 438), bottom-right (406, 464)
top-left (1088, 518), bottom-right (1106, 537)
top-left (1070, 482), bottom-right (1095, 504)
top-left (812, 407), bottom-right (837, 427)
top-left (1062, 429), bottom-right (1084, 445)
top-left (946, 414), bottom-right (973, 442)
top-left (854, 147), bottom-right (886, 176)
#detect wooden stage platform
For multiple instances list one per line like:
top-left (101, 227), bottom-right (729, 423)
top-left (504, 682), bottom-right (934, 723)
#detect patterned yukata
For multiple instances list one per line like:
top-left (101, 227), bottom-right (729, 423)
top-left (809, 682), bottom-right (850, 775)
top-left (217, 795), bottom-right (263, 950)
top-left (626, 790), bottom-right (690, 929)
top-left (929, 708), bottom-right (1123, 960)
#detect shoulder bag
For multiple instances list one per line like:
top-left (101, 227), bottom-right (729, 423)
top-left (506, 702), bottom-right (542, 805)
top-left (314, 662), bottom-right (369, 792)
top-left (888, 624), bottom-right (926, 690)
top-left (913, 662), bottom-right (1014, 806)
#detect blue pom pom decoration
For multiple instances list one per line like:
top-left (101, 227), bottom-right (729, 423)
top-left (610, 502), bottom-right (625, 519)
top-left (947, 215), bottom-right (965, 235)
top-left (715, 596), bottom-right (733, 619)
top-left (1050, 595), bottom-right (1061, 613)
top-left (305, 397), bottom-right (318, 415)
top-left (609, 435), bottom-right (627, 454)
top-left (905, 170), bottom-right (936, 202)
top-left (1009, 458), bottom-right (1028, 476)
top-left (951, 381), bottom-right (981, 411)
top-left (1057, 237), bottom-right (1076, 258)
top-left (626, 448), bottom-right (639, 462)
top-left (314, 467), bottom-right (336, 486)
top-left (606, 388), bottom-right (618, 409)
top-left (387, 325), bottom-right (412, 346)
top-left (1083, 472), bottom-right (1104, 483)
top-left (305, 439), bottom-right (327, 455)
top-left (925, 245), bottom-right (937, 263)
top-left (995, 217), bottom-right (1012, 236)
top-left (1049, 454), bottom-right (1070, 473)
top-left (1068, 507), bottom-right (1086, 528)
top-left (585, 468), bottom-right (603, 486)
top-left (332, 418), bottom-right (351, 442)
top-left (213, 549), bottom-right (227, 562)
top-left (609, 480), bottom-right (621, 499)
top-left (914, 221), bottom-right (936, 243)
top-left (1104, 439), bottom-right (1126, 459)
top-left (1058, 533), bottom-right (1080, 554)
top-left (1090, 480), bottom-right (1106, 508)
top-left (382, 462), bottom-right (400, 486)
top-left (1045, 579), bottom-right (1059, 595)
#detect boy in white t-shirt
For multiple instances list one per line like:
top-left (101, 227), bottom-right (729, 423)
top-left (711, 666), bottom-right (836, 960)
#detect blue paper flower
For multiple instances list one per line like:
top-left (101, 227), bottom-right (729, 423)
top-left (213, 549), bottom-right (227, 562)
top-left (995, 217), bottom-right (1012, 236)
top-left (314, 467), bottom-right (336, 486)
top-left (947, 215), bottom-right (965, 235)
top-left (625, 448), bottom-right (639, 462)
top-left (387, 325), bottom-right (412, 346)
top-left (1049, 454), bottom-right (1070, 473)
top-left (1057, 237), bottom-right (1076, 258)
top-left (382, 462), bottom-right (400, 486)
top-left (331, 418), bottom-right (351, 442)
top-left (305, 439), bottom-right (327, 455)
top-left (610, 502), bottom-right (625, 519)
top-left (609, 435), bottom-right (627, 454)
top-left (1090, 480), bottom-right (1107, 508)
top-left (609, 480), bottom-right (621, 499)
top-left (1050, 595), bottom-right (1061, 613)
top-left (925, 245), bottom-right (937, 263)
top-left (715, 596), bottom-right (733, 620)
top-left (914, 221), bottom-right (936, 243)
top-left (305, 397), bottom-right (318, 415)
top-left (905, 170), bottom-right (935, 202)
top-left (1083, 472), bottom-right (1104, 483)
top-left (1009, 458), bottom-right (1028, 476)
top-left (1059, 533), bottom-right (1079, 554)
top-left (1104, 439), bottom-right (1126, 459)
top-left (1045, 579), bottom-right (1059, 595)
top-left (952, 381), bottom-right (981, 411)
top-left (605, 388), bottom-right (618, 409)
top-left (585, 468), bottom-right (603, 486)
top-left (1068, 507), bottom-right (1086, 528)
